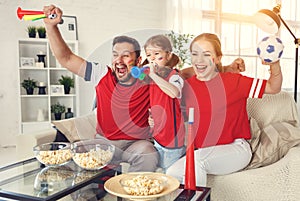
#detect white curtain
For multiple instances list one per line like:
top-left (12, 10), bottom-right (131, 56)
top-left (165, 0), bottom-right (203, 34)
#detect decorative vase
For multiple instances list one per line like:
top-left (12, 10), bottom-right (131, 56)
top-left (38, 86), bottom-right (46, 95)
top-left (37, 54), bottom-right (46, 67)
top-left (65, 108), bottom-right (74, 119)
top-left (54, 113), bottom-right (62, 120)
top-left (37, 109), bottom-right (45, 121)
top-left (38, 82), bottom-right (46, 95)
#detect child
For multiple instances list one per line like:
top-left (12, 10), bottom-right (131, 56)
top-left (166, 33), bottom-right (282, 186)
top-left (143, 35), bottom-right (186, 170)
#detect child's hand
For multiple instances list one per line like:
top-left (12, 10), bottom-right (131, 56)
top-left (148, 62), bottom-right (157, 74)
top-left (148, 109), bottom-right (154, 128)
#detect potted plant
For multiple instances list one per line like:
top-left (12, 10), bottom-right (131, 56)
top-left (165, 31), bottom-right (194, 69)
top-left (51, 102), bottom-right (66, 120)
top-left (26, 26), bottom-right (36, 38)
top-left (37, 26), bottom-right (46, 38)
top-left (58, 75), bottom-right (74, 94)
top-left (21, 77), bottom-right (37, 95)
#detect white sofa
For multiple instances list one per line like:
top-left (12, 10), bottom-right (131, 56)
top-left (207, 91), bottom-right (300, 201)
top-left (16, 91), bottom-right (300, 200)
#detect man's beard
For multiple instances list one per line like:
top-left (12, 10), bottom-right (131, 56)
top-left (118, 73), bottom-right (133, 84)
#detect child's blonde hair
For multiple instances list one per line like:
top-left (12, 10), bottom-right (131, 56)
top-left (143, 34), bottom-right (180, 68)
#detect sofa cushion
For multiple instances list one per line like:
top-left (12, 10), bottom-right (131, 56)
top-left (246, 121), bottom-right (300, 169)
top-left (52, 111), bottom-right (97, 142)
top-left (247, 91), bottom-right (299, 129)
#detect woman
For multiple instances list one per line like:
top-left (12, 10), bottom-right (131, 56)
top-left (166, 33), bottom-right (282, 186)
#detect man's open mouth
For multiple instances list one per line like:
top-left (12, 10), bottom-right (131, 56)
top-left (116, 66), bottom-right (128, 77)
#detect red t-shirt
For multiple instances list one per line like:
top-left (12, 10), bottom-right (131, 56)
top-left (150, 69), bottom-right (185, 148)
top-left (89, 65), bottom-right (150, 140)
top-left (184, 73), bottom-right (267, 148)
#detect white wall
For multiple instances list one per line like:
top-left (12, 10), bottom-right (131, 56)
top-left (0, 0), bottom-right (167, 146)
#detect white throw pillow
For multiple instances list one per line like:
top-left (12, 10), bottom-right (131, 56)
top-left (246, 121), bottom-right (300, 169)
top-left (52, 111), bottom-right (97, 142)
top-left (247, 91), bottom-right (299, 129)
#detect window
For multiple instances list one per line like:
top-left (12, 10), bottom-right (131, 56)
top-left (169, 0), bottom-right (300, 101)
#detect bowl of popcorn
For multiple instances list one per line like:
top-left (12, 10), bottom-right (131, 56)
top-left (119, 173), bottom-right (168, 196)
top-left (71, 139), bottom-right (115, 170)
top-left (33, 142), bottom-right (72, 167)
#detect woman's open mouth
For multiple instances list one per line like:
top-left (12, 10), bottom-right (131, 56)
top-left (195, 64), bottom-right (207, 73)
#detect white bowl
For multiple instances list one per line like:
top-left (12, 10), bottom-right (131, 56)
top-left (33, 142), bottom-right (72, 167)
top-left (71, 139), bottom-right (115, 170)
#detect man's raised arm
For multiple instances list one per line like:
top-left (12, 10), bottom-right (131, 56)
top-left (43, 5), bottom-right (86, 77)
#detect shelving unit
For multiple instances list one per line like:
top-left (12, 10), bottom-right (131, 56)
top-left (18, 38), bottom-right (79, 133)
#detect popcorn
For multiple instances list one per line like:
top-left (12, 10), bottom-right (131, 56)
top-left (72, 148), bottom-right (113, 170)
top-left (36, 149), bottom-right (72, 166)
top-left (121, 175), bottom-right (165, 196)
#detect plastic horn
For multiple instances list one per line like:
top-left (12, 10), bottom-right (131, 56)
top-left (138, 73), bottom-right (147, 80)
top-left (23, 14), bottom-right (46, 21)
top-left (185, 108), bottom-right (196, 190)
top-left (17, 7), bottom-right (44, 20)
top-left (33, 14), bottom-right (58, 22)
top-left (131, 66), bottom-right (150, 79)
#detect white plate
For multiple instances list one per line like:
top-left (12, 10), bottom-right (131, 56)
top-left (104, 172), bottom-right (180, 201)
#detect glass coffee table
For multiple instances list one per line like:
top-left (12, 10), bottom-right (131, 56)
top-left (0, 158), bottom-right (211, 201)
top-left (0, 158), bottom-right (118, 201)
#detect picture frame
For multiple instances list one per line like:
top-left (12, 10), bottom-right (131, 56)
top-left (59, 15), bottom-right (78, 40)
top-left (50, 85), bottom-right (64, 95)
top-left (20, 57), bottom-right (35, 67)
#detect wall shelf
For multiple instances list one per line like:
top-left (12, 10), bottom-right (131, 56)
top-left (18, 38), bottom-right (79, 134)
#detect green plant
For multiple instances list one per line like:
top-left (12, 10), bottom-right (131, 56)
top-left (165, 30), bottom-right (194, 69)
top-left (37, 26), bottom-right (46, 38)
top-left (58, 75), bottom-right (74, 88)
top-left (37, 26), bottom-right (46, 34)
top-left (26, 26), bottom-right (36, 34)
top-left (21, 77), bottom-right (37, 90)
top-left (51, 102), bottom-right (66, 114)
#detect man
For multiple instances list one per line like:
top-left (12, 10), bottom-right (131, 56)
top-left (43, 5), bottom-right (158, 172)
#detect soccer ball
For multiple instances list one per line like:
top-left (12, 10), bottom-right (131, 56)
top-left (256, 35), bottom-right (284, 63)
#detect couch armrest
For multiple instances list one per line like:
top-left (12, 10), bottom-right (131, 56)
top-left (16, 128), bottom-right (56, 160)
